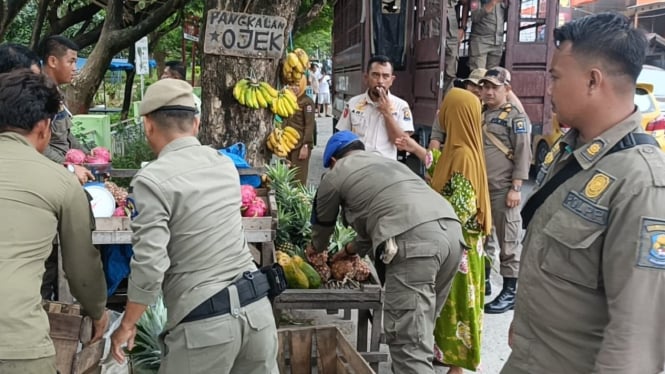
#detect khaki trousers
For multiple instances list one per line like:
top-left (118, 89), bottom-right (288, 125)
top-left (158, 296), bottom-right (278, 374)
top-left (468, 39), bottom-right (503, 70)
top-left (0, 356), bottom-right (56, 374)
top-left (383, 218), bottom-right (464, 374)
top-left (485, 188), bottom-right (522, 277)
top-left (287, 146), bottom-right (311, 186)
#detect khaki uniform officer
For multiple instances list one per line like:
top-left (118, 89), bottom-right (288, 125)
top-left (480, 67), bottom-right (531, 314)
top-left (308, 131), bottom-right (464, 374)
top-left (0, 70), bottom-right (107, 374)
top-left (469, 0), bottom-right (505, 70)
top-left (503, 112), bottom-right (665, 374)
top-left (285, 85), bottom-right (316, 185)
top-left (443, 0), bottom-right (460, 94)
top-left (110, 79), bottom-right (278, 374)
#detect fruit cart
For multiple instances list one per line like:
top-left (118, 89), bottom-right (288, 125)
top-left (56, 167), bottom-right (277, 303)
top-left (273, 270), bottom-right (387, 371)
top-left (277, 325), bottom-right (375, 374)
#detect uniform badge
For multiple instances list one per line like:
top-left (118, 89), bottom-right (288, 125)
top-left (355, 100), bottom-right (367, 111)
top-left (306, 105), bottom-right (313, 113)
top-left (513, 119), bottom-right (527, 134)
top-left (637, 218), bottom-right (665, 270)
top-left (582, 140), bottom-right (606, 161)
top-left (342, 107), bottom-right (349, 118)
top-left (543, 151), bottom-right (554, 167)
top-left (551, 143), bottom-right (560, 155)
top-left (582, 171), bottom-right (614, 201)
top-left (403, 108), bottom-right (412, 121)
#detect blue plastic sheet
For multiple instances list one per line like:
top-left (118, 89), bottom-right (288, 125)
top-left (218, 143), bottom-right (261, 187)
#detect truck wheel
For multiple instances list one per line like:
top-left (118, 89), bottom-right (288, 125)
top-left (535, 140), bottom-right (550, 168)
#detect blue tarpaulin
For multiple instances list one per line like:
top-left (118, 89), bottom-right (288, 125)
top-left (76, 57), bottom-right (157, 72)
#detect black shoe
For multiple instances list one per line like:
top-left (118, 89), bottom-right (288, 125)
top-left (484, 277), bottom-right (517, 314)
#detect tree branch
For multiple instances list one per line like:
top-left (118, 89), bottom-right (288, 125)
top-left (72, 24), bottom-right (103, 49)
top-left (110, 0), bottom-right (188, 46)
top-left (29, 0), bottom-right (50, 49)
top-left (292, 0), bottom-right (327, 35)
top-left (49, 3), bottom-right (102, 35)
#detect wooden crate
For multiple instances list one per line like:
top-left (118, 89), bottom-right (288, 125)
top-left (44, 301), bottom-right (104, 374)
top-left (278, 326), bottom-right (375, 374)
top-left (242, 188), bottom-right (278, 243)
top-left (273, 270), bottom-right (387, 369)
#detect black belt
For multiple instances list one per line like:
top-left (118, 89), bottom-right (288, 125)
top-left (181, 270), bottom-right (270, 324)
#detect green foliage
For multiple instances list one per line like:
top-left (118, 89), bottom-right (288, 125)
top-left (128, 297), bottom-right (167, 373)
top-left (293, 2), bottom-right (332, 59)
top-left (111, 123), bottom-right (156, 187)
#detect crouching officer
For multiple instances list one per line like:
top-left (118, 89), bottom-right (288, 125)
top-left (306, 131), bottom-right (464, 374)
top-left (480, 67), bottom-right (532, 313)
top-left (111, 79), bottom-right (279, 374)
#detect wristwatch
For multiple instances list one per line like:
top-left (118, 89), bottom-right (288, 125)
top-left (66, 164), bottom-right (75, 173)
top-left (511, 184), bottom-right (522, 192)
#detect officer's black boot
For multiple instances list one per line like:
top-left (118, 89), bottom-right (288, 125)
top-left (484, 263), bottom-right (492, 296)
top-left (484, 277), bottom-right (517, 314)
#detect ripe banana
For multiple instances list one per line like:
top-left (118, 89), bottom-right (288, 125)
top-left (283, 126), bottom-right (301, 141)
top-left (255, 87), bottom-right (268, 108)
top-left (265, 125), bottom-right (301, 158)
top-left (286, 52), bottom-right (304, 74)
top-left (259, 82), bottom-right (279, 99)
top-left (294, 48), bottom-right (309, 71)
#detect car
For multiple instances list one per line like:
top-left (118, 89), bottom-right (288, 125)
top-left (532, 82), bottom-right (665, 166)
top-left (638, 65), bottom-right (665, 110)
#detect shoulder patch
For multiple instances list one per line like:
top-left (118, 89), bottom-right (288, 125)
top-left (342, 107), bottom-right (349, 118)
top-left (513, 119), bottom-right (528, 134)
top-left (581, 170), bottom-right (615, 202)
top-left (403, 108), bottom-right (412, 121)
top-left (306, 105), bottom-right (313, 113)
top-left (637, 217), bottom-right (665, 270)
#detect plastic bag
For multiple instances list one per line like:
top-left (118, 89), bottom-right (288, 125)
top-left (218, 143), bottom-right (261, 187)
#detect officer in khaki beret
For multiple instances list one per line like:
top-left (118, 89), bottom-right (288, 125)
top-left (480, 67), bottom-right (531, 314)
top-left (110, 79), bottom-right (278, 374)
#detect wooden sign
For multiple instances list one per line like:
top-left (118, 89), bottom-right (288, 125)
top-left (204, 10), bottom-right (287, 59)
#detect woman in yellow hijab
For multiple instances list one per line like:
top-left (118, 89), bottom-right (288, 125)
top-left (396, 87), bottom-right (490, 373)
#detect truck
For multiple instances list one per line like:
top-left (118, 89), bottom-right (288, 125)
top-left (330, 0), bottom-right (639, 171)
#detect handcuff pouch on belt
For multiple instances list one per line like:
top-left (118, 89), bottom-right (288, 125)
top-left (259, 262), bottom-right (288, 300)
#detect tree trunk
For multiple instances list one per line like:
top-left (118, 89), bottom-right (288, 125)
top-left (121, 46), bottom-right (136, 121)
top-left (199, 0), bottom-right (302, 167)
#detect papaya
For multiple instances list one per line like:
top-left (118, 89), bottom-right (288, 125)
top-left (291, 255), bottom-right (322, 289)
top-left (283, 261), bottom-right (309, 289)
top-left (275, 250), bottom-right (291, 268)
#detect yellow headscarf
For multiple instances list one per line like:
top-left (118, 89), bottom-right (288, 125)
top-left (430, 88), bottom-right (492, 234)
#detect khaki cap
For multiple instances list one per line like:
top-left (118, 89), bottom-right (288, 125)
top-left (480, 67), bottom-right (512, 86)
top-left (463, 68), bottom-right (488, 85)
top-left (139, 78), bottom-right (196, 115)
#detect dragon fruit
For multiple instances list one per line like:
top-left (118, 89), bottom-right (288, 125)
top-left (243, 198), bottom-right (266, 217)
top-left (65, 149), bottom-right (87, 165)
top-left (113, 207), bottom-right (126, 217)
top-left (240, 185), bottom-right (257, 211)
top-left (90, 146), bottom-right (112, 163)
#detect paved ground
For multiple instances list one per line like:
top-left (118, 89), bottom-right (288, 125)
top-left (289, 116), bottom-right (516, 373)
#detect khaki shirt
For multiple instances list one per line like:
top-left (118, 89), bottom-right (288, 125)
top-left (128, 137), bottom-right (255, 330)
top-left (336, 92), bottom-right (414, 159)
top-left (285, 94), bottom-right (316, 148)
top-left (311, 152), bottom-right (459, 255)
top-left (43, 104), bottom-right (87, 163)
top-left (504, 110), bottom-right (665, 373)
top-left (470, 2), bottom-right (505, 46)
top-left (483, 103), bottom-right (531, 191)
top-left (0, 133), bottom-right (106, 360)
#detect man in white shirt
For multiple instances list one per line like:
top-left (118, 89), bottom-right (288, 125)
top-left (336, 55), bottom-right (414, 159)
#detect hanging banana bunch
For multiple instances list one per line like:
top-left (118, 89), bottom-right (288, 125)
top-left (270, 88), bottom-right (299, 118)
top-left (266, 126), bottom-right (301, 158)
top-left (281, 48), bottom-right (309, 85)
top-left (232, 78), bottom-right (279, 110)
